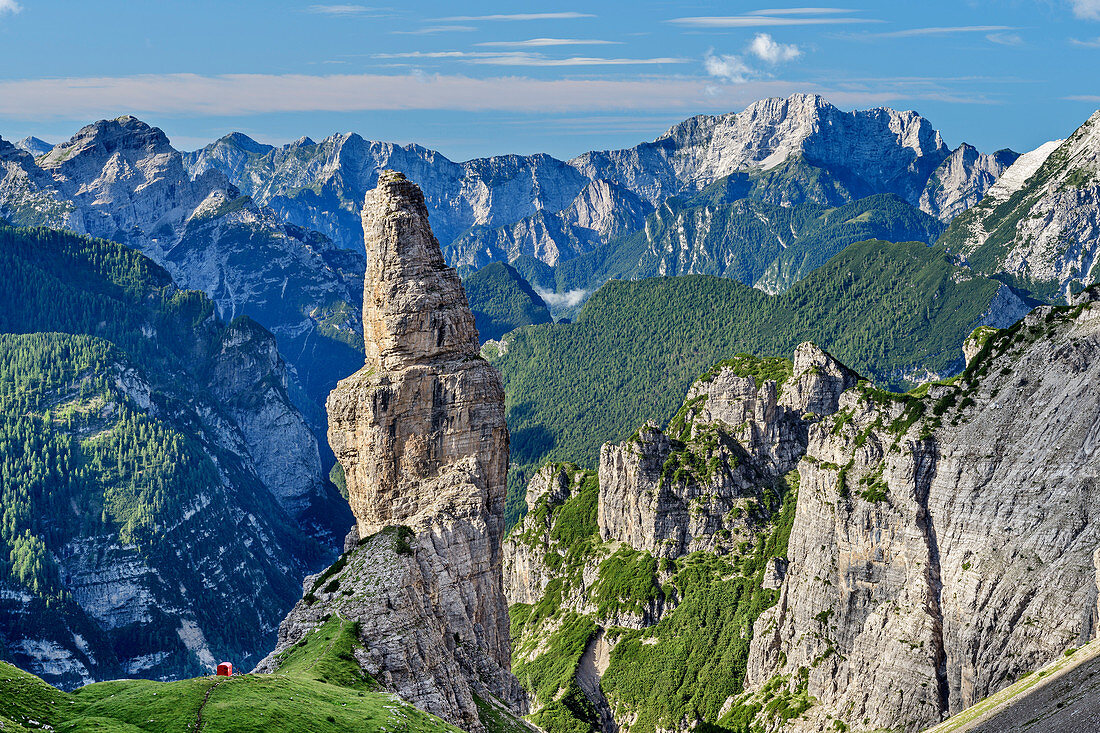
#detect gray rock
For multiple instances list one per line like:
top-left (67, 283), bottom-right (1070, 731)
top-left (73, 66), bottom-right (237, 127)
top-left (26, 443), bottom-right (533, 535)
top-left (746, 300), bottom-right (1100, 732)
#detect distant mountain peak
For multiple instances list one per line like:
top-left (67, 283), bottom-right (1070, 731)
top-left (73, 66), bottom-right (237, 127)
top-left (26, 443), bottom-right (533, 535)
top-left (221, 131), bottom-right (274, 155)
top-left (14, 136), bottom-right (52, 156)
top-left (40, 115), bottom-right (173, 167)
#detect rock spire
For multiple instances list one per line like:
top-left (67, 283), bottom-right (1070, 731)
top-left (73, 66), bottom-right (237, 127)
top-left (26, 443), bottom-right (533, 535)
top-left (288, 170), bottom-right (524, 729)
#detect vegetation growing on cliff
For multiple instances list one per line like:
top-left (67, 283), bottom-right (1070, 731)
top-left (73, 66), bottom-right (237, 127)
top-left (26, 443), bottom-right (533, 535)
top-left (0, 224), bottom-right (329, 686)
top-left (492, 239), bottom-right (1009, 524)
top-left (508, 425), bottom-right (802, 733)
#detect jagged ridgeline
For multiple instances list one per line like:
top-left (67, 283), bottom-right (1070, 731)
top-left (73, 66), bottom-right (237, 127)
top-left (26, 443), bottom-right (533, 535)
top-left (490, 238), bottom-right (1034, 527)
top-left (504, 344), bottom-right (858, 732)
top-left (0, 224), bottom-right (348, 688)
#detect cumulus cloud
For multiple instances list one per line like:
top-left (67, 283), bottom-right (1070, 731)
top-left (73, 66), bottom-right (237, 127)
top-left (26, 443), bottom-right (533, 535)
top-left (749, 33), bottom-right (801, 63)
top-left (0, 0), bottom-right (22, 15)
top-left (704, 51), bottom-right (753, 83)
top-left (1070, 0), bottom-right (1100, 19)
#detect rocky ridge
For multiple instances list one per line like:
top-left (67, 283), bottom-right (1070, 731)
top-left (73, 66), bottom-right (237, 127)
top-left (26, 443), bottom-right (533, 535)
top-left (258, 171), bottom-right (525, 731)
top-left (185, 95), bottom-right (1012, 276)
top-left (941, 109), bottom-right (1100, 300)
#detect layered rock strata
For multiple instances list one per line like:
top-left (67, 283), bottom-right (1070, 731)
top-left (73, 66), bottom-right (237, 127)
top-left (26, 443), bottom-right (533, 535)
top-left (744, 299), bottom-right (1100, 731)
top-left (260, 171), bottom-right (523, 731)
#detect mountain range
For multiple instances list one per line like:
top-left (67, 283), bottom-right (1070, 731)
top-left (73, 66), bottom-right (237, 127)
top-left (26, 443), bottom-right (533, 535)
top-left (2, 94), bottom-right (1100, 732)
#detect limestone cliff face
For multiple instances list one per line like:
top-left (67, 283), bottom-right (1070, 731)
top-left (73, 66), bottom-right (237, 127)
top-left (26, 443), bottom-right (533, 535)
top-left (263, 171), bottom-right (522, 731)
top-left (745, 298), bottom-right (1100, 732)
top-left (501, 344), bottom-right (858, 731)
top-left (597, 346), bottom-right (858, 558)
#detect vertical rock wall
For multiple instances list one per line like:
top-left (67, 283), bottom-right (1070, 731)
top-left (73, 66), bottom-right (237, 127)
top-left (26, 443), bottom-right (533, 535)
top-left (260, 171), bottom-right (523, 731)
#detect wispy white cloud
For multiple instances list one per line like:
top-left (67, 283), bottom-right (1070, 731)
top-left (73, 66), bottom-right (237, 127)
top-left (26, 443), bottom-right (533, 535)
top-left (746, 7), bottom-right (857, 15)
top-left (0, 0), bottom-right (22, 15)
top-left (704, 51), bottom-right (753, 83)
top-left (391, 25), bottom-right (476, 35)
top-left (670, 14), bottom-right (877, 27)
top-left (436, 12), bottom-right (594, 21)
top-left (1070, 36), bottom-right (1100, 46)
top-left (1065, 94), bottom-right (1100, 101)
top-left (986, 32), bottom-right (1024, 46)
top-left (308, 4), bottom-right (388, 15)
top-left (374, 50), bottom-right (684, 66)
top-left (749, 33), bottom-right (801, 63)
top-left (475, 38), bottom-right (620, 47)
top-left (1070, 0), bottom-right (1100, 20)
top-left (0, 72), bottom-right (1003, 122)
top-left (869, 25), bottom-right (1016, 38)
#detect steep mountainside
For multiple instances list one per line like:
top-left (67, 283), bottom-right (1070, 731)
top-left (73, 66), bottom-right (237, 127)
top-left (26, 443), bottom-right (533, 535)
top-left (464, 262), bottom-right (553, 343)
top-left (502, 291), bottom-right (1100, 732)
top-left (488, 239), bottom-right (1033, 526)
top-left (0, 224), bottom-right (349, 689)
top-left (186, 95), bottom-right (1011, 276)
top-left (0, 119), bottom-right (365, 433)
top-left (744, 291), bottom-right (1100, 732)
top-left (502, 345), bottom-right (857, 733)
top-left (258, 172), bottom-right (527, 732)
top-left (940, 109), bottom-right (1100, 300)
top-left (516, 189), bottom-right (945, 307)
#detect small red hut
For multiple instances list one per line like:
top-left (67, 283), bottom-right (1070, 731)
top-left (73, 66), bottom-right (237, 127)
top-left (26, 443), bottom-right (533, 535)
top-left (216, 662), bottom-right (233, 677)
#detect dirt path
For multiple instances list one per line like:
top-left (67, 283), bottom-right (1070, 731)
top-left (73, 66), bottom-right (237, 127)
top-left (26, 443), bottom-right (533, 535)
top-left (192, 678), bottom-right (226, 733)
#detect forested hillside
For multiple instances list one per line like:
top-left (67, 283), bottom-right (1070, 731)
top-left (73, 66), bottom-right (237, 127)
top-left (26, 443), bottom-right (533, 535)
top-left (489, 239), bottom-right (1032, 525)
top-left (0, 224), bottom-right (346, 688)
top-left (463, 261), bottom-right (553, 343)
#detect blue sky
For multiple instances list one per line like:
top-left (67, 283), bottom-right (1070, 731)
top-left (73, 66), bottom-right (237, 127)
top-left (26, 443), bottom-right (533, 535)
top-left (0, 1), bottom-right (1098, 160)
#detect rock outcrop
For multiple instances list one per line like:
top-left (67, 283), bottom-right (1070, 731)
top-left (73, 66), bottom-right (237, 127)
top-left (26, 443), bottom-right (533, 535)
top-left (502, 344), bottom-right (859, 731)
top-left (918, 143), bottom-right (1019, 221)
top-left (597, 347), bottom-right (858, 558)
top-left (260, 171), bottom-right (523, 731)
top-left (744, 297), bottom-right (1100, 732)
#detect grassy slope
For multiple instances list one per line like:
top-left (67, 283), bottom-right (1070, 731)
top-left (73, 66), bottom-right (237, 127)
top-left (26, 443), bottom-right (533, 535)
top-left (0, 614), bottom-right (534, 733)
top-left (0, 619), bottom-right (462, 733)
top-left (491, 239), bottom-right (1003, 525)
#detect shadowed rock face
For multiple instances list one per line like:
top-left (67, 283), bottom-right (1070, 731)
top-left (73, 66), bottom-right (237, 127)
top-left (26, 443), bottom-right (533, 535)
top-left (271, 170), bottom-right (523, 730)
